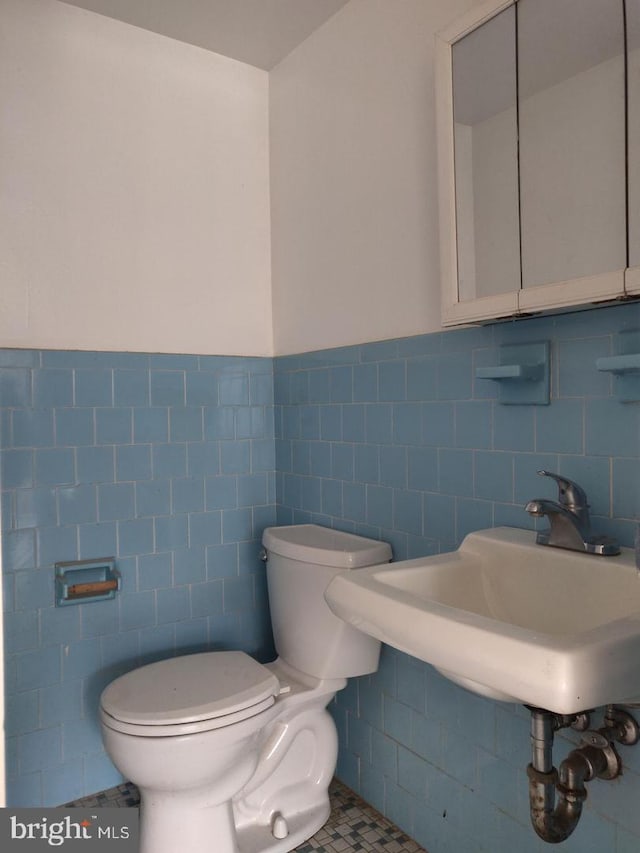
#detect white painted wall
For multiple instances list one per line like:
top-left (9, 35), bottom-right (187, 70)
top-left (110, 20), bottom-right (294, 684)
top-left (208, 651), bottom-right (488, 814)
top-left (269, 0), bottom-right (483, 355)
top-left (0, 0), bottom-right (272, 356)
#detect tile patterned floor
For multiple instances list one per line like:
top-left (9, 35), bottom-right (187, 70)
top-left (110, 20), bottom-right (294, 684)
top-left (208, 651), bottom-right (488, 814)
top-left (64, 780), bottom-right (141, 809)
top-left (65, 778), bottom-right (427, 853)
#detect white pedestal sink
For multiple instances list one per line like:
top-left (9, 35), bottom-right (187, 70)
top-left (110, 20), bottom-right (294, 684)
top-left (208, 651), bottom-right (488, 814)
top-left (324, 527), bottom-right (640, 714)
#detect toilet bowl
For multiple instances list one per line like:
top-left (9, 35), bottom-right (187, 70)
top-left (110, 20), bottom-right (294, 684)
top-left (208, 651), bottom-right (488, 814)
top-left (99, 524), bottom-right (392, 853)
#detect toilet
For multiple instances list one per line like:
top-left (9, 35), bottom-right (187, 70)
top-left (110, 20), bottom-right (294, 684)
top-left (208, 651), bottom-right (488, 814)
top-left (99, 524), bottom-right (391, 853)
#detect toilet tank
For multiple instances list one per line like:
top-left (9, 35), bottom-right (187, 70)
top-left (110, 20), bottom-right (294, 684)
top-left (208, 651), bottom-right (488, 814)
top-left (262, 525), bottom-right (392, 680)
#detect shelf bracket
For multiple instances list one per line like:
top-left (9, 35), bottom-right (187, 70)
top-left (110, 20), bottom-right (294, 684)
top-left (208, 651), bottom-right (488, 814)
top-left (475, 341), bottom-right (549, 405)
top-left (595, 330), bottom-right (640, 402)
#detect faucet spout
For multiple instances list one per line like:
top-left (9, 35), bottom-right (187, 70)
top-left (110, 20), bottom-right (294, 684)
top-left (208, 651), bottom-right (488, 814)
top-left (524, 471), bottom-right (620, 556)
top-left (525, 499), bottom-right (588, 552)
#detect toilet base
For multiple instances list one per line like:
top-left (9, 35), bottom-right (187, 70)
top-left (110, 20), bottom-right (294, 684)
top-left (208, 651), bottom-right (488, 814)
top-left (140, 796), bottom-right (240, 853)
top-left (236, 799), bottom-right (330, 853)
top-left (138, 791), bottom-right (329, 853)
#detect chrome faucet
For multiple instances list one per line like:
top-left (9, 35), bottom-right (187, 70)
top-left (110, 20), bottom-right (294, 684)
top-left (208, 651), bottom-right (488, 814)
top-left (525, 470), bottom-right (620, 556)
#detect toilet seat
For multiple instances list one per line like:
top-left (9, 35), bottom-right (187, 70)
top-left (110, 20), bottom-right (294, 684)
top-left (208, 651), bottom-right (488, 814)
top-left (100, 651), bottom-right (280, 737)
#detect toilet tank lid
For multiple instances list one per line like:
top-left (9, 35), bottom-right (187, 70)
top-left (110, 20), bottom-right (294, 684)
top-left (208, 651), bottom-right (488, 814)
top-left (262, 524), bottom-right (391, 569)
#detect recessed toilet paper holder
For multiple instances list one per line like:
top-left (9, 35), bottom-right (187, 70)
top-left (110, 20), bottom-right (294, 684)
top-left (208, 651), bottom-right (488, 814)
top-left (55, 557), bottom-right (120, 606)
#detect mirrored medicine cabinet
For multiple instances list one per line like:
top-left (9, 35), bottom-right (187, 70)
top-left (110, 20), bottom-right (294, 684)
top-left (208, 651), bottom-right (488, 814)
top-left (436, 0), bottom-right (640, 326)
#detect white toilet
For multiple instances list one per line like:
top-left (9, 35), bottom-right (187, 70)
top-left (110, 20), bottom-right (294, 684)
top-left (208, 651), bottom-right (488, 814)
top-left (99, 524), bottom-right (391, 853)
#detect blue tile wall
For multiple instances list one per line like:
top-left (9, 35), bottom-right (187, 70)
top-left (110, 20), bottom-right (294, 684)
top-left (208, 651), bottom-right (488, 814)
top-left (274, 302), bottom-right (640, 853)
top-left (2, 303), bottom-right (640, 845)
top-left (1, 350), bottom-right (276, 806)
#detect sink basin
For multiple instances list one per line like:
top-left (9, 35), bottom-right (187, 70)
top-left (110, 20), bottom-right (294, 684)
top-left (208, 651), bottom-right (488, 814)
top-left (324, 527), bottom-right (640, 714)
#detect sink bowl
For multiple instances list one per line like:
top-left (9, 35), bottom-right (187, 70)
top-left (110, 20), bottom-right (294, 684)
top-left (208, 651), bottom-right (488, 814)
top-left (324, 527), bottom-right (640, 713)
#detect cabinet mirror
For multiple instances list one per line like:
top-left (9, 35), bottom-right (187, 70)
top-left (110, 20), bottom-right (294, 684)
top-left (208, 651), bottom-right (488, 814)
top-left (452, 4), bottom-right (519, 304)
top-left (437, 0), bottom-right (630, 326)
top-left (518, 0), bottom-right (626, 293)
top-left (629, 0), bottom-right (640, 287)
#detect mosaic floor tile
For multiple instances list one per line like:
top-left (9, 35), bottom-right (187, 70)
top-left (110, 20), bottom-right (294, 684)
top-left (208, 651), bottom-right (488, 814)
top-left (65, 778), bottom-right (427, 853)
top-left (65, 781), bottom-right (141, 809)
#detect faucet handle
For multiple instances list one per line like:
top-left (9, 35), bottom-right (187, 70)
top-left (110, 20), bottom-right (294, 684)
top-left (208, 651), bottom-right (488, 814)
top-left (537, 470), bottom-right (589, 509)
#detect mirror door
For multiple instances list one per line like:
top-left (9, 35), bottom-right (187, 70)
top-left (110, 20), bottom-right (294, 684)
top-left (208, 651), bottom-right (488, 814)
top-left (438, 0), bottom-right (630, 324)
top-left (628, 0), bottom-right (640, 292)
top-left (452, 5), bottom-right (520, 303)
top-left (518, 0), bottom-right (627, 311)
top-left (437, 0), bottom-right (520, 324)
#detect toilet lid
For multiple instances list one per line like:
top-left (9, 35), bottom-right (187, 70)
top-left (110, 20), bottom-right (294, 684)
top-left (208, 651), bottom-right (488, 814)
top-left (100, 651), bottom-right (279, 727)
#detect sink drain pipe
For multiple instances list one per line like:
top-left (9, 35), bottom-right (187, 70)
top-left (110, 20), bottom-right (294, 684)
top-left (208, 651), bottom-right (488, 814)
top-left (527, 705), bottom-right (639, 844)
